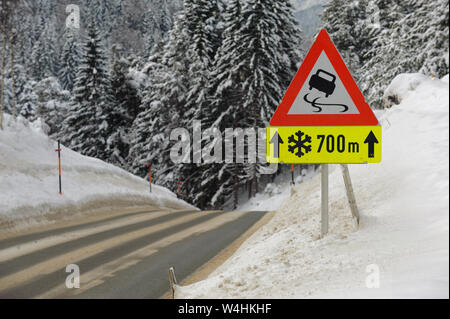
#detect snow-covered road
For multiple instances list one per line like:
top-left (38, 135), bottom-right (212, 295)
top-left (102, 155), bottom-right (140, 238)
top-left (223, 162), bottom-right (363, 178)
top-left (0, 208), bottom-right (269, 298)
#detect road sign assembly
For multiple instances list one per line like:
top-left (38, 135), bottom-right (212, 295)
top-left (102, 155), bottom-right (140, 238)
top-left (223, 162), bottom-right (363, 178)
top-left (267, 29), bottom-right (382, 164)
top-left (267, 29), bottom-right (382, 236)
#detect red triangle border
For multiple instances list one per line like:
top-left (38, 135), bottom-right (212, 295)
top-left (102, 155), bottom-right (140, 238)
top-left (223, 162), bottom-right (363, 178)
top-left (270, 29), bottom-right (379, 126)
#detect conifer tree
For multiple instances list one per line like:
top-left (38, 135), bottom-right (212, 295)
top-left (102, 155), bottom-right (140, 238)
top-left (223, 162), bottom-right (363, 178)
top-left (322, 0), bottom-right (371, 79)
top-left (62, 23), bottom-right (110, 159)
top-left (18, 80), bottom-right (38, 122)
top-left (196, 0), bottom-right (246, 208)
top-left (361, 0), bottom-right (415, 107)
top-left (236, 0), bottom-right (286, 197)
top-left (59, 27), bottom-right (80, 91)
top-left (105, 46), bottom-right (141, 169)
top-left (128, 18), bottom-right (187, 187)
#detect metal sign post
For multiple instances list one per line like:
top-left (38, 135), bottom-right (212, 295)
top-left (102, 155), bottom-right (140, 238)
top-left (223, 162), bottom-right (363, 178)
top-left (321, 164), bottom-right (329, 237)
top-left (341, 164), bottom-right (360, 225)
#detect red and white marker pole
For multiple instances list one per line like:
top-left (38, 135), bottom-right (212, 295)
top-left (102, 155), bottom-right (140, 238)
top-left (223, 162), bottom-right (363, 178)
top-left (145, 163), bottom-right (152, 193)
top-left (177, 181), bottom-right (184, 198)
top-left (55, 140), bottom-right (62, 195)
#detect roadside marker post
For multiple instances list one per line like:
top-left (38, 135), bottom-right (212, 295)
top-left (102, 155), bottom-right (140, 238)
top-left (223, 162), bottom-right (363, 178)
top-left (177, 181), bottom-right (184, 198)
top-left (145, 162), bottom-right (152, 193)
top-left (55, 140), bottom-right (62, 195)
top-left (168, 267), bottom-right (178, 299)
top-left (267, 29), bottom-right (382, 237)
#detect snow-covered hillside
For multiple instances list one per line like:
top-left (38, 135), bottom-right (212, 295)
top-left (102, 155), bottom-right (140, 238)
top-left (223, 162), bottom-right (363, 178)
top-left (176, 73), bottom-right (449, 299)
top-left (0, 116), bottom-right (194, 232)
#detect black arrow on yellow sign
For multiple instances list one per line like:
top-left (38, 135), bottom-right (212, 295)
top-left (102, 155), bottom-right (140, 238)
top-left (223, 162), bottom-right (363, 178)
top-left (270, 131), bottom-right (284, 158)
top-left (364, 131), bottom-right (379, 158)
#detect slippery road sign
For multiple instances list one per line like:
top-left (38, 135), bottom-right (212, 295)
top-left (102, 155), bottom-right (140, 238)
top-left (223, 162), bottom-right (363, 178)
top-left (267, 29), bottom-right (382, 164)
top-left (270, 29), bottom-right (379, 126)
top-left (267, 126), bottom-right (382, 164)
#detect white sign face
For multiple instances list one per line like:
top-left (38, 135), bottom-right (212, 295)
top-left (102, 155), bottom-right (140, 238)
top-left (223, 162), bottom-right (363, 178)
top-left (288, 51), bottom-right (360, 115)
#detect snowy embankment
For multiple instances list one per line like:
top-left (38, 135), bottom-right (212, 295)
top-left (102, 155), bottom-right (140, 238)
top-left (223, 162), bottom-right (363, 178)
top-left (176, 73), bottom-right (449, 299)
top-left (0, 116), bottom-right (195, 232)
top-left (237, 166), bottom-right (318, 212)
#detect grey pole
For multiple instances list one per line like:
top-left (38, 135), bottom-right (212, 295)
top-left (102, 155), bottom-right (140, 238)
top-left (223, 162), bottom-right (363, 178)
top-left (321, 164), bottom-right (329, 237)
top-left (341, 164), bottom-right (360, 225)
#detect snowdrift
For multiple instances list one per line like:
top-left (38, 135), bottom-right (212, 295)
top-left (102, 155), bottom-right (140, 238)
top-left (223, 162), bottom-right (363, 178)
top-left (176, 73), bottom-right (449, 299)
top-left (0, 115), bottom-right (195, 232)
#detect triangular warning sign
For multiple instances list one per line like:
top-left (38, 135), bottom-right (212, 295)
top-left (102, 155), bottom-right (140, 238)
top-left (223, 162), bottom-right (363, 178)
top-left (270, 29), bottom-right (379, 126)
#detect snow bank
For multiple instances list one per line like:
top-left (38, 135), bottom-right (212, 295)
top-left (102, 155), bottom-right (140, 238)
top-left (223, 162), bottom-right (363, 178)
top-left (383, 73), bottom-right (430, 108)
top-left (237, 166), bottom-right (317, 212)
top-left (0, 115), bottom-right (195, 231)
top-left (176, 74), bottom-right (449, 299)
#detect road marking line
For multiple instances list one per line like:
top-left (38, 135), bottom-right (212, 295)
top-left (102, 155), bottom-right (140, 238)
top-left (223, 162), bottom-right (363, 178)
top-left (0, 211), bottom-right (220, 293)
top-left (0, 210), bottom-right (172, 262)
top-left (37, 211), bottom-right (250, 298)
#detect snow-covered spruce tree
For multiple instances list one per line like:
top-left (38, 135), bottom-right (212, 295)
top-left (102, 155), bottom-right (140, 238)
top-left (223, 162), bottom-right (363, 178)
top-left (104, 46), bottom-right (141, 169)
top-left (407, 0), bottom-right (449, 77)
top-left (128, 12), bottom-right (191, 189)
top-left (153, 14), bottom-right (191, 191)
top-left (30, 15), bottom-right (59, 80)
top-left (169, 0), bottom-right (224, 208)
top-left (18, 80), bottom-right (38, 122)
top-left (190, 0), bottom-right (302, 208)
top-left (58, 27), bottom-right (80, 91)
top-left (273, 0), bottom-right (303, 90)
top-left (322, 0), bottom-right (371, 80)
top-left (235, 0), bottom-right (288, 197)
top-left (128, 51), bottom-right (171, 180)
top-left (7, 57), bottom-right (26, 117)
top-left (196, 0), bottom-right (246, 209)
top-left (83, 0), bottom-right (116, 39)
top-left (0, 0), bottom-right (14, 129)
top-left (62, 23), bottom-right (110, 159)
top-left (142, 0), bottom-right (183, 56)
top-left (181, 0), bottom-right (223, 129)
top-left (34, 76), bottom-right (71, 139)
top-left (361, 0), bottom-right (419, 108)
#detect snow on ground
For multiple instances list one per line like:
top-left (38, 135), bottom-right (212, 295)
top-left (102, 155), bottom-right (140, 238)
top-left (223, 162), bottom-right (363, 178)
top-left (0, 115), bottom-right (195, 232)
top-left (176, 73), bottom-right (449, 299)
top-left (237, 167), bottom-right (317, 212)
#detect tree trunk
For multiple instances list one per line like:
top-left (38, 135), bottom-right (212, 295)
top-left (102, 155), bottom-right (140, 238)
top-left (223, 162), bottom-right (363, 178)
top-left (251, 98), bottom-right (259, 197)
top-left (10, 16), bottom-right (16, 118)
top-left (233, 105), bottom-right (238, 210)
top-left (253, 164), bottom-right (258, 197)
top-left (0, 0), bottom-right (8, 130)
top-left (234, 162), bottom-right (238, 209)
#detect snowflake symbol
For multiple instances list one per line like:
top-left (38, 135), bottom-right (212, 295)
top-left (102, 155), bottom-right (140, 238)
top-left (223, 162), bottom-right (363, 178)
top-left (288, 131), bottom-right (312, 158)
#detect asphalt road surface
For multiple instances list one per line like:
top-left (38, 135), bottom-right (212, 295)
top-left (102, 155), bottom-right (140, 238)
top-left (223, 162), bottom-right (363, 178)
top-left (0, 209), bottom-right (268, 299)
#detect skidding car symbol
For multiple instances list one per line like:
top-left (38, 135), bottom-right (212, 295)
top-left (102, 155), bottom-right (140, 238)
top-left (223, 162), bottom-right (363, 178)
top-left (309, 69), bottom-right (336, 98)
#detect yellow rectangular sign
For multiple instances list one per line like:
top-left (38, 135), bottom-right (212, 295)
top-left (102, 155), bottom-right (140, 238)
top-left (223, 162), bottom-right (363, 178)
top-left (267, 126), bottom-right (382, 164)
